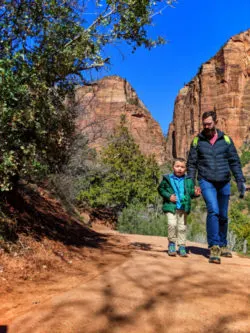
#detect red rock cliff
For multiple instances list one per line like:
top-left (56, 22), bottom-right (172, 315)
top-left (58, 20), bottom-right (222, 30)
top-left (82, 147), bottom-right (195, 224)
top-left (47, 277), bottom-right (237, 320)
top-left (167, 29), bottom-right (250, 159)
top-left (74, 76), bottom-right (167, 164)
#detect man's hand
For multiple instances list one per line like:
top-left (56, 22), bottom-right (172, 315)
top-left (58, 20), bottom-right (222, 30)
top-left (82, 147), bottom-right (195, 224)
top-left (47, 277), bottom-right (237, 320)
top-left (170, 194), bottom-right (177, 203)
top-left (237, 181), bottom-right (246, 198)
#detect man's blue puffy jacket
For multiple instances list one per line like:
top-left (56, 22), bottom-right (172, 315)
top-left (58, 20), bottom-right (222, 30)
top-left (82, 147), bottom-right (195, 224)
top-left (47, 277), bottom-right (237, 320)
top-left (187, 129), bottom-right (245, 183)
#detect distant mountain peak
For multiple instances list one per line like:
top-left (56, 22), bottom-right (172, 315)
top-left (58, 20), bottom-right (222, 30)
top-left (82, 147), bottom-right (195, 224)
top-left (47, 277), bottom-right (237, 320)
top-left (74, 76), bottom-right (168, 165)
top-left (167, 28), bottom-right (250, 159)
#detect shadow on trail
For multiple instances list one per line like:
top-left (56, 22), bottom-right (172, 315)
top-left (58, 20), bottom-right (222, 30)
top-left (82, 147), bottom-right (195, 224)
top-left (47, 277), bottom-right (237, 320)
top-left (187, 246), bottom-right (210, 258)
top-left (0, 326), bottom-right (8, 333)
top-left (130, 242), bottom-right (153, 251)
top-left (10, 249), bottom-right (250, 333)
top-left (154, 245), bottom-right (209, 258)
top-left (2, 183), bottom-right (106, 248)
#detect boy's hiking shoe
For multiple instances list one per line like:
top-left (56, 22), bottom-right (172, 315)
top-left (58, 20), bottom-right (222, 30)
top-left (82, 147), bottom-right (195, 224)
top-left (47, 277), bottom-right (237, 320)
top-left (179, 245), bottom-right (188, 257)
top-left (221, 246), bottom-right (232, 258)
top-left (209, 245), bottom-right (221, 264)
top-left (168, 242), bottom-right (177, 256)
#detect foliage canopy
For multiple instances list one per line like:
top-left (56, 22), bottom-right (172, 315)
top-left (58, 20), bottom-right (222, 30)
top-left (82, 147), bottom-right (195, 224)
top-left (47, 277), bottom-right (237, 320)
top-left (0, 0), bottom-right (175, 190)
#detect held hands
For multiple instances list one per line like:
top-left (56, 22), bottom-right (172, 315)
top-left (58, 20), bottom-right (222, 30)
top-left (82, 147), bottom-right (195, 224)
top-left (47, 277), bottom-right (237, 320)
top-left (194, 186), bottom-right (201, 196)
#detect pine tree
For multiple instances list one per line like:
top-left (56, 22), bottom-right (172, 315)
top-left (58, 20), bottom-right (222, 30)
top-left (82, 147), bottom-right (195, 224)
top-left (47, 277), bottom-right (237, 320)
top-left (78, 116), bottom-right (160, 210)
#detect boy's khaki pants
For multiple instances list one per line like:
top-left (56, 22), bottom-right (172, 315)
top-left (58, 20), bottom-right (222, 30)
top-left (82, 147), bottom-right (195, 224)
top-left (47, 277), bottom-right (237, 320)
top-left (166, 210), bottom-right (187, 245)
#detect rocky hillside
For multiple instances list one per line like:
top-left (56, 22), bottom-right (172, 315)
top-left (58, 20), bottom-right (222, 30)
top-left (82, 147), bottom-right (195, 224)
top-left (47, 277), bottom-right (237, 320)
top-left (167, 29), bottom-right (250, 159)
top-left (74, 76), bottom-right (167, 165)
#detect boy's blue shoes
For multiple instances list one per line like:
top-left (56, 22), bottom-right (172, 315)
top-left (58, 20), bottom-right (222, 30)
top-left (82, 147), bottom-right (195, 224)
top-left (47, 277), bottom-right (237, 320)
top-left (179, 245), bottom-right (188, 257)
top-left (168, 243), bottom-right (188, 257)
top-left (168, 242), bottom-right (177, 256)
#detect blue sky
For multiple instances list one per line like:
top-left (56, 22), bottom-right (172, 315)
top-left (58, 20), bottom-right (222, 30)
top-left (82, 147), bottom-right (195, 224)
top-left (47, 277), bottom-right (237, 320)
top-left (89, 0), bottom-right (250, 134)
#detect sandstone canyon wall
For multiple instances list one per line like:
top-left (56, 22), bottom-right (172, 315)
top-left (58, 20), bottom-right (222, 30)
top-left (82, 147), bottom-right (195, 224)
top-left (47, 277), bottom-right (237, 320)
top-left (74, 76), bottom-right (167, 165)
top-left (167, 29), bottom-right (250, 159)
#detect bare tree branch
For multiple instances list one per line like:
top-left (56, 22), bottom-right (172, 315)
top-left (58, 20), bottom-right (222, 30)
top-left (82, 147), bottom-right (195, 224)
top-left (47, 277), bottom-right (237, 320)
top-left (64, 5), bottom-right (115, 49)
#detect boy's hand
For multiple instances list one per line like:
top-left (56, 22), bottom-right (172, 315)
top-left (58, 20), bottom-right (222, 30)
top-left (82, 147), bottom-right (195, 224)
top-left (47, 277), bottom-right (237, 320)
top-left (194, 186), bottom-right (201, 196)
top-left (170, 194), bottom-right (177, 203)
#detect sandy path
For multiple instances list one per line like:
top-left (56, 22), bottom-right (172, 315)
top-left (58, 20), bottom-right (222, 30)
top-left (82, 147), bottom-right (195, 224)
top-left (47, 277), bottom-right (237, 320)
top-left (7, 233), bottom-right (250, 333)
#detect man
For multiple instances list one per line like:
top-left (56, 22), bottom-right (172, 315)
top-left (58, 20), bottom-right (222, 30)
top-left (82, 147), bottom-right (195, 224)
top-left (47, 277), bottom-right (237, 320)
top-left (187, 111), bottom-right (246, 264)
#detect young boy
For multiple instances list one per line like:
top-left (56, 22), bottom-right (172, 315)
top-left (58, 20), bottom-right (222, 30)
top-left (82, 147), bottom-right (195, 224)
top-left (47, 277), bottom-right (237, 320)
top-left (158, 158), bottom-right (200, 257)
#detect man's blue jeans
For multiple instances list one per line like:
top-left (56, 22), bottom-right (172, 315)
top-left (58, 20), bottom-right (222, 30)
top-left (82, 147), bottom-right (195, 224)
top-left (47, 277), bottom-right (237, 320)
top-left (199, 178), bottom-right (230, 248)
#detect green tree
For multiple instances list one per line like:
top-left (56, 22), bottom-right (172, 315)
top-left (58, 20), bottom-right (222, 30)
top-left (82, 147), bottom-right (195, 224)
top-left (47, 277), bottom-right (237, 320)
top-left (0, 0), bottom-right (176, 190)
top-left (78, 117), bottom-right (160, 209)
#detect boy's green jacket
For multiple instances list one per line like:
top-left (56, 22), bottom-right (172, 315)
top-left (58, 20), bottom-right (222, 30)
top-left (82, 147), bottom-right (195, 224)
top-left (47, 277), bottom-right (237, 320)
top-left (158, 175), bottom-right (195, 214)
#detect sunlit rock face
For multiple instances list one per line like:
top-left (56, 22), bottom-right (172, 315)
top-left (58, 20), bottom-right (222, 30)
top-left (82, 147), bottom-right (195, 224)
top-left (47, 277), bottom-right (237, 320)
top-left (74, 76), bottom-right (168, 165)
top-left (166, 29), bottom-right (250, 159)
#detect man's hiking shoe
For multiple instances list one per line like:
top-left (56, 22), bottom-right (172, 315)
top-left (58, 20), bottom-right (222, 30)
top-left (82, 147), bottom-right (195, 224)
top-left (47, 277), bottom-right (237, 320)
top-left (168, 242), bottom-right (177, 256)
top-left (209, 245), bottom-right (221, 264)
top-left (221, 246), bottom-right (232, 258)
top-left (179, 245), bottom-right (188, 257)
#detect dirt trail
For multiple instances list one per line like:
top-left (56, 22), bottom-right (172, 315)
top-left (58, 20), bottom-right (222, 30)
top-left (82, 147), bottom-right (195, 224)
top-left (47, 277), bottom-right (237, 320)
top-left (5, 232), bottom-right (250, 333)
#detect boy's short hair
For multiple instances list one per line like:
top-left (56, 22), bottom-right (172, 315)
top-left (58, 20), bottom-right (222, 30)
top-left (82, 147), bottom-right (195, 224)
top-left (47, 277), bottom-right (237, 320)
top-left (172, 157), bottom-right (186, 166)
top-left (202, 110), bottom-right (217, 122)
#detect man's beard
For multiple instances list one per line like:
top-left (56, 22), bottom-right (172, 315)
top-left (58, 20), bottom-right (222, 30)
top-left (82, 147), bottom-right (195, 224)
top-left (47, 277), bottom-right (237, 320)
top-left (204, 127), bottom-right (216, 138)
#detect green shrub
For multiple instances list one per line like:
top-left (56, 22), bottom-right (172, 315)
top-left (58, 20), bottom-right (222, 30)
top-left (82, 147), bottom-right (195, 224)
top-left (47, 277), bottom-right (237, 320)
top-left (117, 203), bottom-right (168, 236)
top-left (245, 192), bottom-right (250, 211)
top-left (229, 197), bottom-right (250, 254)
top-left (240, 150), bottom-right (250, 167)
top-left (78, 118), bottom-right (160, 210)
top-left (186, 213), bottom-right (206, 243)
top-left (118, 198), bottom-right (208, 242)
